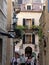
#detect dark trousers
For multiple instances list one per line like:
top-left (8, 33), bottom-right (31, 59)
top-left (27, 63), bottom-right (31, 65)
top-left (21, 63), bottom-right (25, 65)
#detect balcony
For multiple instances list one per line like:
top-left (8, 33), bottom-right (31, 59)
top-left (24, 42), bottom-right (33, 44)
top-left (14, 25), bottom-right (40, 34)
top-left (24, 29), bottom-right (33, 33)
top-left (23, 25), bottom-right (39, 34)
top-left (22, 42), bottom-right (35, 45)
top-left (15, 3), bottom-right (43, 12)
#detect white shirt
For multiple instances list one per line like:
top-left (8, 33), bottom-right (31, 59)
top-left (17, 58), bottom-right (20, 65)
top-left (31, 57), bottom-right (35, 65)
top-left (25, 57), bottom-right (28, 62)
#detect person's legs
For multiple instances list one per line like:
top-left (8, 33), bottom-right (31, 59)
top-left (21, 63), bottom-right (25, 65)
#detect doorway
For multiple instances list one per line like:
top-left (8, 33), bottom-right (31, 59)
top-left (25, 46), bottom-right (32, 57)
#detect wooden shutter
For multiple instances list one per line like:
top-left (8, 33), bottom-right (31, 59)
top-left (32, 34), bottom-right (35, 44)
top-left (32, 19), bottom-right (34, 25)
top-left (23, 19), bottom-right (25, 26)
top-left (23, 34), bottom-right (25, 44)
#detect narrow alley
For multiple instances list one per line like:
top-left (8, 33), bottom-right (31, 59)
top-left (0, 0), bottom-right (49, 65)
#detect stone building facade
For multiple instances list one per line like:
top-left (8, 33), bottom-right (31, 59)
top-left (39, 0), bottom-right (49, 65)
top-left (0, 0), bottom-right (7, 65)
top-left (14, 0), bottom-right (42, 59)
top-left (0, 0), bottom-right (14, 65)
top-left (6, 0), bottom-right (13, 65)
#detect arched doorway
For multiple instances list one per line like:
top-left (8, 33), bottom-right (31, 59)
top-left (25, 46), bottom-right (32, 57)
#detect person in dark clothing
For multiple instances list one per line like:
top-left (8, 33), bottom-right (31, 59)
top-left (34, 58), bottom-right (36, 65)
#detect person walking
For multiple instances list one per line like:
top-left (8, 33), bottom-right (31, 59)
top-left (34, 58), bottom-right (36, 65)
top-left (31, 56), bottom-right (35, 65)
top-left (25, 54), bottom-right (28, 63)
top-left (26, 56), bottom-right (32, 65)
top-left (10, 52), bottom-right (20, 65)
top-left (20, 54), bottom-right (25, 65)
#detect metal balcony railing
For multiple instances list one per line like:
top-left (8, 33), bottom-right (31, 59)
top-left (23, 42), bottom-right (35, 44)
top-left (23, 27), bottom-right (39, 34)
top-left (24, 29), bottom-right (33, 33)
top-left (23, 42), bottom-right (33, 44)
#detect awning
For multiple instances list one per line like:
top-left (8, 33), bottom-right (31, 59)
top-left (0, 31), bottom-right (15, 38)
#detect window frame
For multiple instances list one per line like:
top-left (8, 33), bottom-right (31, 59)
top-left (27, 5), bottom-right (31, 10)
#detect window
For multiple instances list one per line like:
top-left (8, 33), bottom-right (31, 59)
top-left (25, 19), bottom-right (30, 28)
top-left (23, 19), bottom-right (32, 28)
top-left (18, 0), bottom-right (22, 4)
top-left (0, 39), bottom-right (2, 63)
top-left (23, 0), bottom-right (30, 4)
top-left (27, 5), bottom-right (31, 10)
top-left (25, 35), bottom-right (31, 44)
top-left (48, 0), bottom-right (49, 12)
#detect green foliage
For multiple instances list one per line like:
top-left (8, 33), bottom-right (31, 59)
top-left (37, 26), bottom-right (43, 41)
top-left (14, 29), bottom-right (22, 39)
top-left (16, 25), bottom-right (25, 30)
top-left (31, 25), bottom-right (37, 29)
top-left (14, 25), bottom-right (26, 39)
top-left (16, 25), bottom-right (27, 30)
top-left (32, 52), bottom-right (36, 57)
top-left (14, 25), bottom-right (43, 40)
top-left (31, 25), bottom-right (43, 41)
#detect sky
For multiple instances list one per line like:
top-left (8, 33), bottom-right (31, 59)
top-left (41, 0), bottom-right (43, 3)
